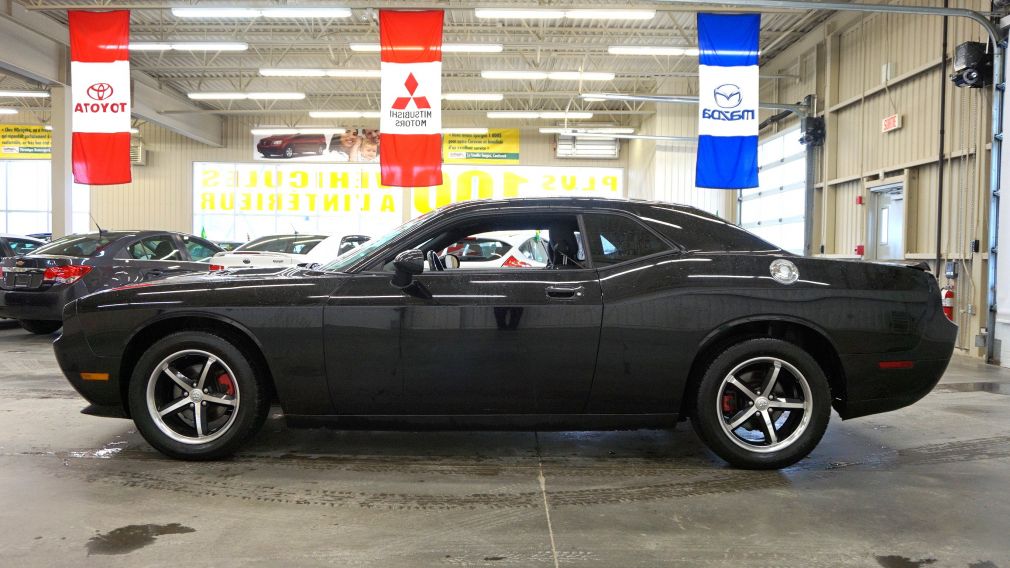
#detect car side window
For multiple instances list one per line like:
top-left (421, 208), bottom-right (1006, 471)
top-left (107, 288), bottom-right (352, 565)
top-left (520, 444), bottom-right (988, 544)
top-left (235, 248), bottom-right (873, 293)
top-left (518, 236), bottom-right (549, 264)
top-left (127, 236), bottom-right (181, 261)
top-left (8, 238), bottom-right (41, 255)
top-left (181, 236), bottom-right (220, 262)
top-left (582, 214), bottom-right (671, 267)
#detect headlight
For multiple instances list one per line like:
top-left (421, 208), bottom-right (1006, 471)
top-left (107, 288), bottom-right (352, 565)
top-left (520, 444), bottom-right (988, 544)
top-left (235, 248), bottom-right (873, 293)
top-left (271, 140), bottom-right (283, 145)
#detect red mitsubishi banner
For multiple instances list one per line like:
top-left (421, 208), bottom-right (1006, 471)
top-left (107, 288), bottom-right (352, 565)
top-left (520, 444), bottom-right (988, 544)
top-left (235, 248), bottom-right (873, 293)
top-left (69, 10), bottom-right (132, 185)
top-left (379, 10), bottom-right (443, 187)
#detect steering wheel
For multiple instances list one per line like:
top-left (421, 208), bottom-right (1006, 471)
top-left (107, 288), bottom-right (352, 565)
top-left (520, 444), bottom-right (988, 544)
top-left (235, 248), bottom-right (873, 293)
top-left (426, 250), bottom-right (444, 271)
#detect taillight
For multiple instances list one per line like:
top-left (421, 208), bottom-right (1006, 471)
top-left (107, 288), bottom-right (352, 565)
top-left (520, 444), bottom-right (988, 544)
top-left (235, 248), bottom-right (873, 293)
top-left (208, 264), bottom-right (224, 271)
top-left (43, 265), bottom-right (92, 284)
top-left (502, 255), bottom-right (531, 268)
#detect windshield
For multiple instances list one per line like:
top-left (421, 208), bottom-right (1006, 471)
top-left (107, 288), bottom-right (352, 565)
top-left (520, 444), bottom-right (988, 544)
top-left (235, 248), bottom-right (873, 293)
top-left (322, 214), bottom-right (433, 272)
top-left (32, 234), bottom-right (118, 257)
top-left (237, 235), bottom-right (326, 255)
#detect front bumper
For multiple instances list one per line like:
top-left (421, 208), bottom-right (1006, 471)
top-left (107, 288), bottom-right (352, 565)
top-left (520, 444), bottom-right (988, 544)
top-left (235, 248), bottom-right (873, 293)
top-left (0, 281), bottom-right (86, 321)
top-left (54, 300), bottom-right (124, 410)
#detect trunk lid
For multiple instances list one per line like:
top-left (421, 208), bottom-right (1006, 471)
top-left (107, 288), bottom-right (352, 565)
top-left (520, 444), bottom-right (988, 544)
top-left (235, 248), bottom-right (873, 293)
top-left (0, 255), bottom-right (85, 290)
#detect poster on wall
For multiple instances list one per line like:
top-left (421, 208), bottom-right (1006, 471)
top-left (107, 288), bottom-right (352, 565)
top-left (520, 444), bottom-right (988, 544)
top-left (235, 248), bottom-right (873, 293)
top-left (0, 125), bottom-right (52, 159)
top-left (443, 129), bottom-right (519, 164)
top-left (193, 161), bottom-right (623, 242)
top-left (252, 128), bottom-right (380, 163)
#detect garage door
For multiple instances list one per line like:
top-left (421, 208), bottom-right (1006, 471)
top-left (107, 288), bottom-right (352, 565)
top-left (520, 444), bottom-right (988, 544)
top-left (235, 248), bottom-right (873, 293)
top-left (738, 127), bottom-right (806, 254)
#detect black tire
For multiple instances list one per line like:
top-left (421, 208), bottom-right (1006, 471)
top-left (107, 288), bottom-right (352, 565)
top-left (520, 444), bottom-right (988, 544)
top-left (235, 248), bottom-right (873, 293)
top-left (690, 338), bottom-right (831, 470)
top-left (283, 146), bottom-right (294, 158)
top-left (128, 331), bottom-right (269, 460)
top-left (19, 319), bottom-right (62, 334)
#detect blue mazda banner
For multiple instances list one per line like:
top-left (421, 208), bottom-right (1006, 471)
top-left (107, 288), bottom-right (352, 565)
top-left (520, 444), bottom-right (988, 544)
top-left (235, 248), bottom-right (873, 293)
top-left (696, 13), bottom-right (760, 189)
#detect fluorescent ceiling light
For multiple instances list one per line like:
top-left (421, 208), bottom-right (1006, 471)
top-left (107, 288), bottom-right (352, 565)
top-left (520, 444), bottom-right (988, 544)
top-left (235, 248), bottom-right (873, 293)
top-left (475, 8), bottom-right (654, 20)
top-left (443, 128), bottom-right (490, 134)
top-left (539, 127), bottom-right (635, 134)
top-left (250, 127), bottom-right (334, 135)
top-left (487, 111), bottom-right (593, 119)
top-left (44, 125), bottom-right (52, 130)
top-left (565, 10), bottom-right (656, 20)
top-left (259, 68), bottom-right (380, 78)
top-left (188, 92), bottom-right (305, 100)
top-left (349, 43), bottom-right (503, 53)
top-left (0, 90), bottom-right (50, 98)
top-left (443, 93), bottom-right (504, 101)
top-left (481, 70), bottom-right (614, 81)
top-left (172, 7), bottom-right (351, 19)
top-left (474, 9), bottom-right (565, 19)
top-left (0, 109), bottom-right (18, 115)
top-left (131, 42), bottom-right (250, 52)
top-left (308, 111), bottom-right (381, 118)
top-left (608, 45), bottom-right (700, 56)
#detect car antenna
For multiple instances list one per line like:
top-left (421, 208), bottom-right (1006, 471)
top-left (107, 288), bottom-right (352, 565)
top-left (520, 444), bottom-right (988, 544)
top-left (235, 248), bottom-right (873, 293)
top-left (90, 213), bottom-right (106, 235)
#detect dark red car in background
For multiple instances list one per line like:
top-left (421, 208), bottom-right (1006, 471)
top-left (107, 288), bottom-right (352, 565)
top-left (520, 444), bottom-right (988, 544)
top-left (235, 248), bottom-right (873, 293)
top-left (257, 133), bottom-right (327, 159)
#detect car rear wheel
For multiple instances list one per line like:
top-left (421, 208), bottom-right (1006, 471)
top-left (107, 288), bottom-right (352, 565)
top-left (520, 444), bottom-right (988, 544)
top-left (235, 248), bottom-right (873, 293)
top-left (19, 319), bottom-right (62, 334)
top-left (690, 338), bottom-right (831, 469)
top-left (128, 331), bottom-right (269, 460)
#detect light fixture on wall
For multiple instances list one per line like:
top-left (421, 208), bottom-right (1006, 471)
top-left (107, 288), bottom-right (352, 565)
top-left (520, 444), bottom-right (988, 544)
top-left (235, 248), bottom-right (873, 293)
top-left (0, 90), bottom-right (50, 98)
top-left (171, 7), bottom-right (352, 19)
top-left (130, 42), bottom-right (249, 51)
top-left (187, 92), bottom-right (306, 100)
top-left (487, 111), bottom-right (593, 119)
top-left (308, 111), bottom-right (381, 118)
top-left (539, 127), bottom-right (635, 134)
top-left (475, 9), bottom-right (654, 20)
top-left (443, 128), bottom-right (490, 134)
top-left (0, 109), bottom-right (18, 115)
top-left (348, 43), bottom-right (503, 53)
top-left (608, 46), bottom-right (700, 56)
top-left (443, 93), bottom-right (504, 101)
top-left (259, 68), bottom-right (381, 78)
top-left (481, 70), bottom-right (615, 81)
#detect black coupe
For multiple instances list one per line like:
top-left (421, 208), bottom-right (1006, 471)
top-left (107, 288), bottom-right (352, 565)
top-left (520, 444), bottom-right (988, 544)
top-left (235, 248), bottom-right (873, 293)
top-left (53, 198), bottom-right (956, 469)
top-left (0, 231), bottom-right (222, 334)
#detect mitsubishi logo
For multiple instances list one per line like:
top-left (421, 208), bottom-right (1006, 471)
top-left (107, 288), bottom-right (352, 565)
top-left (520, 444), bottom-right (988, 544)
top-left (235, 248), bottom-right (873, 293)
top-left (713, 84), bottom-right (742, 109)
top-left (391, 73), bottom-right (431, 110)
top-left (87, 83), bottom-right (114, 101)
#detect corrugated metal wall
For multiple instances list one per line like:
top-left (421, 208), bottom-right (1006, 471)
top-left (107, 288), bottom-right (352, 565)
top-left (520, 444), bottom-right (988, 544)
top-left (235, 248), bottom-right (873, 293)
top-left (90, 118), bottom-right (629, 233)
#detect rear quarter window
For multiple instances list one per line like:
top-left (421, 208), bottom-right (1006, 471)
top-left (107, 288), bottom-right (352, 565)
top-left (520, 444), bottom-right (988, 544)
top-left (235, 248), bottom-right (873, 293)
top-left (636, 205), bottom-right (780, 253)
top-left (33, 235), bottom-right (118, 257)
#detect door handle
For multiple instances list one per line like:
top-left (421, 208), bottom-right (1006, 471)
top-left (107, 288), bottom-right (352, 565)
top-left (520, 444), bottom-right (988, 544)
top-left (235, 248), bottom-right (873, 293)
top-left (545, 285), bottom-right (584, 299)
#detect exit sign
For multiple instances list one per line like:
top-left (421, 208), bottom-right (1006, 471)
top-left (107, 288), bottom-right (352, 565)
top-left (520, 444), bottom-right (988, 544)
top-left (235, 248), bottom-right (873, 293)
top-left (882, 114), bottom-right (903, 133)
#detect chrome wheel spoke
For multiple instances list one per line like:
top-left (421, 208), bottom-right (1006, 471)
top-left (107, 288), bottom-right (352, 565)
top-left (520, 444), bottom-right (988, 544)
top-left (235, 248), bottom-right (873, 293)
top-left (195, 356), bottom-right (216, 391)
top-left (203, 394), bottom-right (236, 407)
top-left (726, 375), bottom-right (758, 400)
top-left (727, 406), bottom-right (757, 430)
top-left (759, 410), bottom-right (778, 445)
top-left (194, 403), bottom-right (208, 437)
top-left (761, 361), bottom-right (781, 396)
top-left (158, 396), bottom-right (191, 417)
top-left (163, 367), bottom-right (192, 391)
top-left (770, 398), bottom-right (805, 410)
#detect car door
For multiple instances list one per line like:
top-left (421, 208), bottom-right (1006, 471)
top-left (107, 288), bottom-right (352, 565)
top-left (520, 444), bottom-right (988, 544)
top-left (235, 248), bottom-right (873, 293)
top-left (117, 234), bottom-right (196, 281)
top-left (323, 212), bottom-right (603, 415)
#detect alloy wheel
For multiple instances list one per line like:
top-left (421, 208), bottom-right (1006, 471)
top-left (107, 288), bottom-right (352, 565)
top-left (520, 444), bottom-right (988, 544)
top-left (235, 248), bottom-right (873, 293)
top-left (146, 349), bottom-right (240, 445)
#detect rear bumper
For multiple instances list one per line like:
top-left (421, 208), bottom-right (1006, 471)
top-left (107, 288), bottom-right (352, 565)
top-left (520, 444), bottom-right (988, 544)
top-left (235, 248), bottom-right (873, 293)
top-left (0, 282), bottom-right (86, 321)
top-left (53, 301), bottom-right (124, 410)
top-left (835, 314), bottom-right (958, 419)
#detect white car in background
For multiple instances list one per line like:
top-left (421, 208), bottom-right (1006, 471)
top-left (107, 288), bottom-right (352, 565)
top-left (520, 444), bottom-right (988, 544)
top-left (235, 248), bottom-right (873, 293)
top-left (440, 231), bottom-right (551, 269)
top-left (210, 233), bottom-right (370, 269)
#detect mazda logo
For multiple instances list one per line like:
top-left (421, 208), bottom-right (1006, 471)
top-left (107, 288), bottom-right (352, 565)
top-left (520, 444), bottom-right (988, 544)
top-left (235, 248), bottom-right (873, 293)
top-left (713, 84), bottom-right (742, 109)
top-left (87, 83), bottom-right (114, 101)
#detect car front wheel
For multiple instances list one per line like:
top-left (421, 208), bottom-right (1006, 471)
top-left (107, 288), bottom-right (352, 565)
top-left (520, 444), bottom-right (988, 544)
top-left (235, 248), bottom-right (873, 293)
top-left (691, 338), bottom-right (831, 469)
top-left (19, 319), bottom-right (62, 334)
top-left (128, 331), bottom-right (269, 460)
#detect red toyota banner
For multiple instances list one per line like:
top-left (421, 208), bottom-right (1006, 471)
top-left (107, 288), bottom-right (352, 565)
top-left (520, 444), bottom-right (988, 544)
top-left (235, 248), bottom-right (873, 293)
top-left (379, 10), bottom-right (443, 187)
top-left (69, 10), bottom-right (132, 185)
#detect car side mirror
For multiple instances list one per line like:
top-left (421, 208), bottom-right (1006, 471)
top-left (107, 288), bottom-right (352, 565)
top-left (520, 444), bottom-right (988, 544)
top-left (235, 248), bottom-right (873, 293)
top-left (391, 249), bottom-right (425, 288)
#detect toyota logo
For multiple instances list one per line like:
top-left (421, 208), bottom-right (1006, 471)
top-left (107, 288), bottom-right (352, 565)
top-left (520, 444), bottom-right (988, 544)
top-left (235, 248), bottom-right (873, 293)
top-left (87, 83), bottom-right (114, 101)
top-left (713, 84), bottom-right (742, 109)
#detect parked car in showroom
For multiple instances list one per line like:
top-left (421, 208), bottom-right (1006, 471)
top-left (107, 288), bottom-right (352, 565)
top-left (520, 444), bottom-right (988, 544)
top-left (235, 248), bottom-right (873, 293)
top-left (1, 233), bottom-right (45, 257)
top-left (439, 230), bottom-right (550, 269)
top-left (0, 231), bottom-right (222, 334)
top-left (210, 234), bottom-right (369, 269)
top-left (256, 133), bottom-right (327, 159)
top-left (54, 198), bottom-right (956, 469)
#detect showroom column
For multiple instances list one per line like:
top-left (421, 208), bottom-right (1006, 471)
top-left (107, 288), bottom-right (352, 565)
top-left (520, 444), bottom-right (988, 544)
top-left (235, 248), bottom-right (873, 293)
top-left (50, 85), bottom-right (74, 238)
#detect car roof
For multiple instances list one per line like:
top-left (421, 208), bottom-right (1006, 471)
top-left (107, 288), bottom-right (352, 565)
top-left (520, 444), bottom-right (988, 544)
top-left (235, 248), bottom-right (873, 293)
top-left (432, 196), bottom-right (714, 218)
top-left (0, 234), bottom-right (45, 242)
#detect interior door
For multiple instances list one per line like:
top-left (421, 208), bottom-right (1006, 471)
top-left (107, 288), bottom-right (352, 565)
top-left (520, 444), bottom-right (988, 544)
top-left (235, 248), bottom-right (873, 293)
top-left (869, 185), bottom-right (904, 261)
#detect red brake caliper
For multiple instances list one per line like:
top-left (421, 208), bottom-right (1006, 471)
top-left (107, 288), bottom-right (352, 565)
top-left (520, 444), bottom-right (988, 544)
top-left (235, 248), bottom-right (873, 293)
top-left (216, 373), bottom-right (235, 396)
top-left (722, 393), bottom-right (735, 414)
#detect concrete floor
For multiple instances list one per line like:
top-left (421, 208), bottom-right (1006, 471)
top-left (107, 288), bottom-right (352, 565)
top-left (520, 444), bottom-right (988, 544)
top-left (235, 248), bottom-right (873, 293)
top-left (1, 320), bottom-right (1009, 567)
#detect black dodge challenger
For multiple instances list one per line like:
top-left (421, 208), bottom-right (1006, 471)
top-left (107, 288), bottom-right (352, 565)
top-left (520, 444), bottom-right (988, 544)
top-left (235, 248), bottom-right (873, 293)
top-left (53, 198), bottom-right (956, 469)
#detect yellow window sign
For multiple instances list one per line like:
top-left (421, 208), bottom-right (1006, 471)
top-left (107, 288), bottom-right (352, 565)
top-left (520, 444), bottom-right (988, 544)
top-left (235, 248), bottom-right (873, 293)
top-left (0, 124), bottom-right (52, 160)
top-left (443, 128), bottom-right (519, 164)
